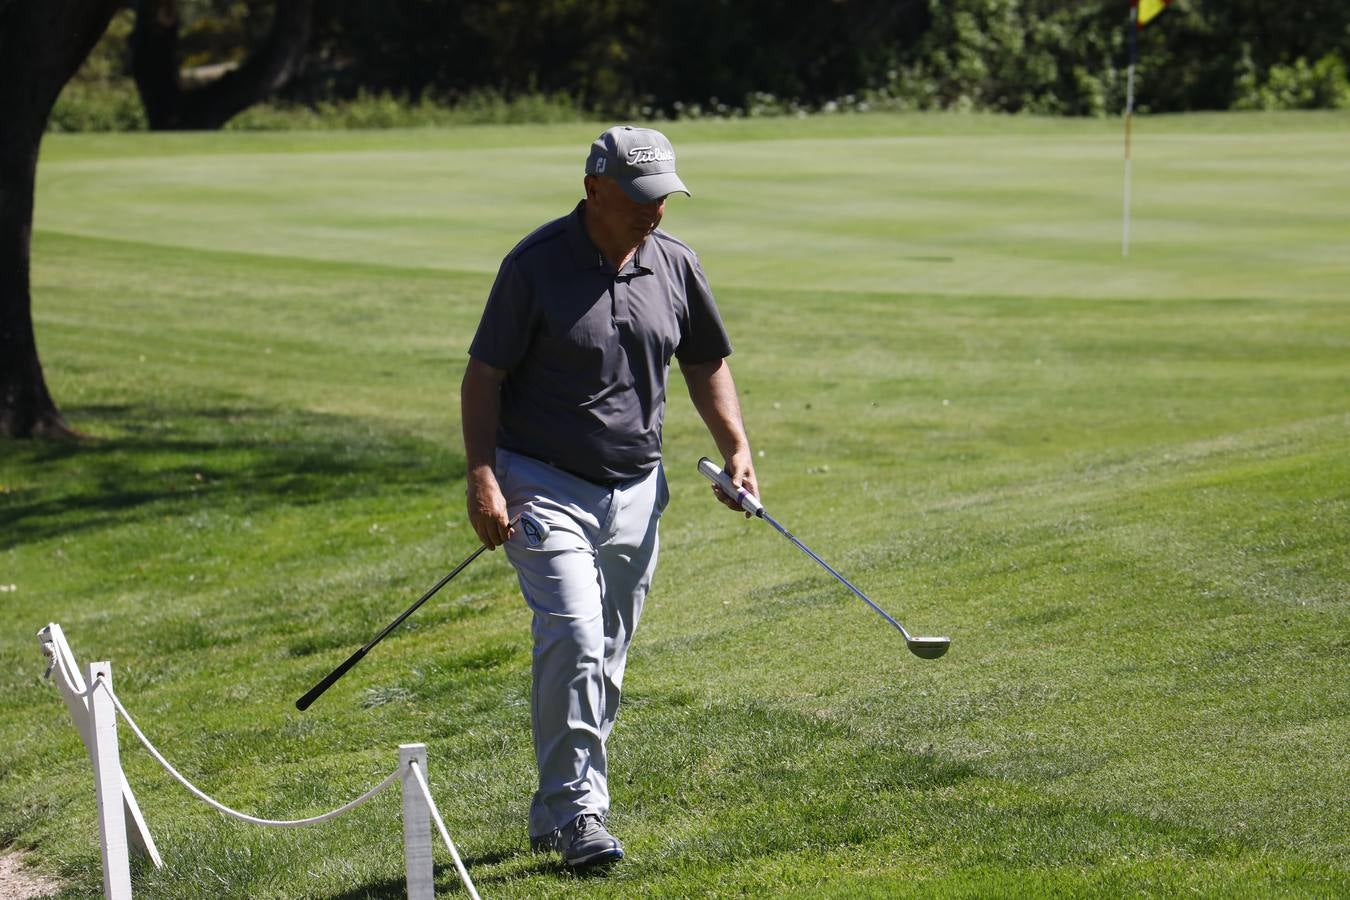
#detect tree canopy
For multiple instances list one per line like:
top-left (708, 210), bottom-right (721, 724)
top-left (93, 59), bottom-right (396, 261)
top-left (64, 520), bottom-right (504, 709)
top-left (55, 0), bottom-right (1350, 129)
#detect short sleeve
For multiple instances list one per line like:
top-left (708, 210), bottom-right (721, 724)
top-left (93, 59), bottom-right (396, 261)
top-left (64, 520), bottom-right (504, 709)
top-left (468, 256), bottom-right (535, 371)
top-left (674, 255), bottom-right (733, 364)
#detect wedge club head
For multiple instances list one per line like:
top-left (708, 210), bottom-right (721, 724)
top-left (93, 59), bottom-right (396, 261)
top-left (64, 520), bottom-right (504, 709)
top-left (905, 636), bottom-right (951, 659)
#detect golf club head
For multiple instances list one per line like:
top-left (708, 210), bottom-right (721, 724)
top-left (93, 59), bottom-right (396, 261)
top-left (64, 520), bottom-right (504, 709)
top-left (516, 511), bottom-right (549, 547)
top-left (906, 637), bottom-right (951, 660)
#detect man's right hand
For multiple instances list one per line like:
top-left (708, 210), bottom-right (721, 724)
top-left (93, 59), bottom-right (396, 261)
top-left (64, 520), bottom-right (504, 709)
top-left (466, 465), bottom-right (513, 549)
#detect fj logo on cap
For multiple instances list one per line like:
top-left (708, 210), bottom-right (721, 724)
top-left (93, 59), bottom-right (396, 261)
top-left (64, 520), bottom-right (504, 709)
top-left (595, 157), bottom-right (607, 173)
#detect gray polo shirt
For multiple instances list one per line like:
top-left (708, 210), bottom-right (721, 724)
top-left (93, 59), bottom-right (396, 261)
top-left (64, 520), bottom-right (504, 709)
top-left (469, 201), bottom-right (732, 484)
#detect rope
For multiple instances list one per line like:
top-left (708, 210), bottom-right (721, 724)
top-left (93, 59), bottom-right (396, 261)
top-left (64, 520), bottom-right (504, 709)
top-left (409, 759), bottom-right (482, 900)
top-left (94, 677), bottom-right (400, 828)
top-left (50, 658), bottom-right (484, 891)
top-left (46, 652), bottom-right (98, 700)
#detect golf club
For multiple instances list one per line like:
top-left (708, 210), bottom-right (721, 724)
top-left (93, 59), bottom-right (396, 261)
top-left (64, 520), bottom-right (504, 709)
top-left (698, 458), bottom-right (950, 659)
top-left (295, 512), bottom-right (549, 710)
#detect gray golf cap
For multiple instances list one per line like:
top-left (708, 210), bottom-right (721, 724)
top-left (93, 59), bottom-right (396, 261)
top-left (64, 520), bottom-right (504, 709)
top-left (585, 125), bottom-right (691, 203)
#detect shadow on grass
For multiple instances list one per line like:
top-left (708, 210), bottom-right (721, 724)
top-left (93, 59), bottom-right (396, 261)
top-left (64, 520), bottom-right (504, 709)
top-left (0, 403), bottom-right (464, 552)
top-left (320, 850), bottom-right (571, 899)
top-left (323, 872), bottom-right (426, 900)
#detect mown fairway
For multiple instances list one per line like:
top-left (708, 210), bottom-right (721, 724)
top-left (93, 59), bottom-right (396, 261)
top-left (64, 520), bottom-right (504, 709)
top-left (3, 112), bottom-right (1347, 897)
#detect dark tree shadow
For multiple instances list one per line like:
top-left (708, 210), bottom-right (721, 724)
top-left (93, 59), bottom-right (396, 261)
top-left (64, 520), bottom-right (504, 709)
top-left (0, 403), bottom-right (465, 552)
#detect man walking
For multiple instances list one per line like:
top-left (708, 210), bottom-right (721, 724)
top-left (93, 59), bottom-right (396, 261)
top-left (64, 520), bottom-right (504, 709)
top-left (461, 125), bottom-right (757, 867)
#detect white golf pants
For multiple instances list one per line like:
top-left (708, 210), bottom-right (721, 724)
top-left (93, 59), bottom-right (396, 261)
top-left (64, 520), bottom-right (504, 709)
top-left (496, 449), bottom-right (668, 838)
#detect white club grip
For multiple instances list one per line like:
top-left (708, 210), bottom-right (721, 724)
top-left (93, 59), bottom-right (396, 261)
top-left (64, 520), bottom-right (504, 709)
top-left (698, 457), bottom-right (764, 516)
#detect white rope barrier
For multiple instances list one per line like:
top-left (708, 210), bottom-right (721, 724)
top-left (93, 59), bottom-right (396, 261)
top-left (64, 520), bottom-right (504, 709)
top-left (409, 759), bottom-right (482, 900)
top-left (39, 624), bottom-right (481, 899)
top-left (94, 676), bottom-right (401, 828)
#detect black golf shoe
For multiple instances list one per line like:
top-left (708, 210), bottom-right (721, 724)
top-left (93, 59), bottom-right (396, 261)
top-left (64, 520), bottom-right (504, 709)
top-left (531, 813), bottom-right (624, 868)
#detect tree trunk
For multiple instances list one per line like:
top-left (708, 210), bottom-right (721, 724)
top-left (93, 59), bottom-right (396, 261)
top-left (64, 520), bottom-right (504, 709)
top-left (0, 136), bottom-right (67, 438)
top-left (133, 0), bottom-right (315, 130)
top-left (0, 0), bottom-right (122, 438)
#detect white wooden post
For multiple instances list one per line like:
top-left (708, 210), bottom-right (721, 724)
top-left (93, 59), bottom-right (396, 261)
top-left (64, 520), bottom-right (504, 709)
top-left (39, 624), bottom-right (161, 869)
top-left (88, 662), bottom-right (133, 900)
top-left (400, 743), bottom-right (434, 900)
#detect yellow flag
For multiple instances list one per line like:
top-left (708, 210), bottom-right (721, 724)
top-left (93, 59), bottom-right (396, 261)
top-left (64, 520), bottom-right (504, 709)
top-left (1135, 0), bottom-right (1173, 28)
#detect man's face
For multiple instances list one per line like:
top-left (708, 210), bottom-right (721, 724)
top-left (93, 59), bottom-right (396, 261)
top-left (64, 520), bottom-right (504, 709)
top-left (585, 175), bottom-right (667, 246)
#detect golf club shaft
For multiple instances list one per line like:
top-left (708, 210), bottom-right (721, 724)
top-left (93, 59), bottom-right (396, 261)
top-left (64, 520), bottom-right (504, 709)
top-left (697, 456), bottom-right (914, 641)
top-left (295, 543), bottom-right (488, 711)
top-left (758, 512), bottom-right (914, 641)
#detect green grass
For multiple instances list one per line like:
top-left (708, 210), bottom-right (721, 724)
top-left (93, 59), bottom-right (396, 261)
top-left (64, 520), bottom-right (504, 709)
top-left (3, 110), bottom-right (1348, 897)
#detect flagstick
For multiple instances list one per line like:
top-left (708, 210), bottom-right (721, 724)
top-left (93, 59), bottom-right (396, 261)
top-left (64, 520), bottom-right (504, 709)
top-left (1122, 8), bottom-right (1138, 257)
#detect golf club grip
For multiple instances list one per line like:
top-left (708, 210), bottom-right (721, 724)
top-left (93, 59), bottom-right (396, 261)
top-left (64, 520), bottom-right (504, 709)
top-left (697, 457), bottom-right (764, 516)
top-left (296, 646), bottom-right (368, 711)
